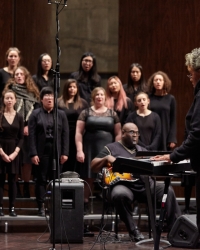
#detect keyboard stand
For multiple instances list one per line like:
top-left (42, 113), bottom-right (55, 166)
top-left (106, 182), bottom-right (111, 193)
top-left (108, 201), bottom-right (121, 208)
top-left (136, 176), bottom-right (171, 249)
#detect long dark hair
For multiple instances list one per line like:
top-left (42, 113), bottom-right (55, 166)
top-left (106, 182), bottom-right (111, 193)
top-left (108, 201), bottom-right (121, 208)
top-left (126, 63), bottom-right (146, 94)
top-left (77, 52), bottom-right (100, 83)
top-left (36, 53), bottom-right (53, 80)
top-left (58, 79), bottom-right (83, 110)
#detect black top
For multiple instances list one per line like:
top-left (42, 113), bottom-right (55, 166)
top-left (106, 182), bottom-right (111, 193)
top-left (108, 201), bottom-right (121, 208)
top-left (28, 107), bottom-right (69, 158)
top-left (70, 71), bottom-right (101, 105)
top-left (126, 111), bottom-right (161, 150)
top-left (57, 98), bottom-right (89, 172)
top-left (77, 107), bottom-right (119, 178)
top-left (42, 108), bottom-right (54, 138)
top-left (170, 80), bottom-right (200, 170)
top-left (0, 68), bottom-right (12, 98)
top-left (149, 94), bottom-right (177, 150)
top-left (114, 97), bottom-right (134, 125)
top-left (32, 75), bottom-right (54, 91)
top-left (58, 98), bottom-right (88, 133)
top-left (0, 112), bottom-right (24, 174)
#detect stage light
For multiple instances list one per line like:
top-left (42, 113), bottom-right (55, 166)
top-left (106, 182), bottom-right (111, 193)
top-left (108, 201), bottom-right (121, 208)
top-left (48, 0), bottom-right (51, 4)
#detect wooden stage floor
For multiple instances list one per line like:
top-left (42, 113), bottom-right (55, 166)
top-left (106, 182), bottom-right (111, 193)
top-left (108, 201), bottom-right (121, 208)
top-left (0, 231), bottom-right (199, 250)
top-left (0, 221), bottom-right (199, 250)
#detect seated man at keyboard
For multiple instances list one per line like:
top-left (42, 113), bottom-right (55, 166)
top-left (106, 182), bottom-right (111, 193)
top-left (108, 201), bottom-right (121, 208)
top-left (91, 122), bottom-right (181, 242)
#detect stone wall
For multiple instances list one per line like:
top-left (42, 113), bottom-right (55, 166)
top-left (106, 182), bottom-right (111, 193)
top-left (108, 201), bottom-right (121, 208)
top-left (49, 0), bottom-right (119, 75)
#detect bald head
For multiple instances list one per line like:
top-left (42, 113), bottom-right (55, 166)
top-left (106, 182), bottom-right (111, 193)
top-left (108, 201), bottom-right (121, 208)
top-left (122, 123), bottom-right (138, 134)
top-left (121, 123), bottom-right (140, 147)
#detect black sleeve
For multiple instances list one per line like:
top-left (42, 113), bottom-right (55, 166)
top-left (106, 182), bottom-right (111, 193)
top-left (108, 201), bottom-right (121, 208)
top-left (167, 95), bottom-right (177, 144)
top-left (125, 111), bottom-right (136, 123)
top-left (61, 112), bottom-right (69, 156)
top-left (28, 110), bottom-right (38, 157)
top-left (170, 95), bottom-right (200, 162)
top-left (145, 113), bottom-right (161, 150)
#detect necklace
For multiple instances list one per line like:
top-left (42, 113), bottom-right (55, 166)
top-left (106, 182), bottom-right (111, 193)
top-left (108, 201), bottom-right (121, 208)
top-left (118, 140), bottom-right (136, 154)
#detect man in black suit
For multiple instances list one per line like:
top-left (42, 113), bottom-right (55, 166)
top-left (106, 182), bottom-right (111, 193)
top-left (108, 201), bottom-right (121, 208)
top-left (28, 87), bottom-right (69, 216)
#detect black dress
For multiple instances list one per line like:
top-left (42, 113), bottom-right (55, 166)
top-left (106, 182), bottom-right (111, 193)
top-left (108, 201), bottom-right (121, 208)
top-left (77, 107), bottom-right (120, 178)
top-left (0, 113), bottom-right (24, 174)
top-left (149, 94), bottom-right (177, 151)
top-left (58, 98), bottom-right (88, 172)
top-left (70, 71), bottom-right (101, 105)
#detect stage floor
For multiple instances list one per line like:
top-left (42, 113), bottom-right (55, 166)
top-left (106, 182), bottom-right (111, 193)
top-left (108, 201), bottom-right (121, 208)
top-left (0, 219), bottom-right (199, 250)
top-left (0, 231), bottom-right (199, 250)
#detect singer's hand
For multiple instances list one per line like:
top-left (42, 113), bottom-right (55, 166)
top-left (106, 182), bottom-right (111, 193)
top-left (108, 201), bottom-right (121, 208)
top-left (31, 155), bottom-right (40, 165)
top-left (60, 155), bottom-right (68, 164)
top-left (76, 151), bottom-right (85, 163)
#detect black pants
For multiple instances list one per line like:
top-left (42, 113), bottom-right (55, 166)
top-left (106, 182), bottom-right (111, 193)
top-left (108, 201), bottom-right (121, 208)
top-left (110, 182), bottom-right (181, 233)
top-left (195, 172), bottom-right (200, 233)
top-left (0, 174), bottom-right (16, 208)
top-left (35, 141), bottom-right (54, 206)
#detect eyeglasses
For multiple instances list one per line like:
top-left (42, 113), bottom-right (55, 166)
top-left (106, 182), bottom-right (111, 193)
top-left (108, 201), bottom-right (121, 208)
top-left (82, 59), bottom-right (93, 64)
top-left (124, 130), bottom-right (140, 136)
top-left (187, 68), bottom-right (200, 78)
top-left (43, 94), bottom-right (54, 99)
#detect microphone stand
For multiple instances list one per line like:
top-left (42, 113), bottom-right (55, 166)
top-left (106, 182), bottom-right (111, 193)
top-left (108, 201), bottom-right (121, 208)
top-left (47, 1), bottom-right (68, 250)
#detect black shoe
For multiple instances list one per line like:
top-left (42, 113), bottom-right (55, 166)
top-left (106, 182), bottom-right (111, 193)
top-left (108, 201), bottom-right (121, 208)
top-left (0, 207), bottom-right (4, 216)
top-left (9, 207), bottom-right (17, 217)
top-left (129, 227), bottom-right (144, 242)
top-left (38, 203), bottom-right (45, 217)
